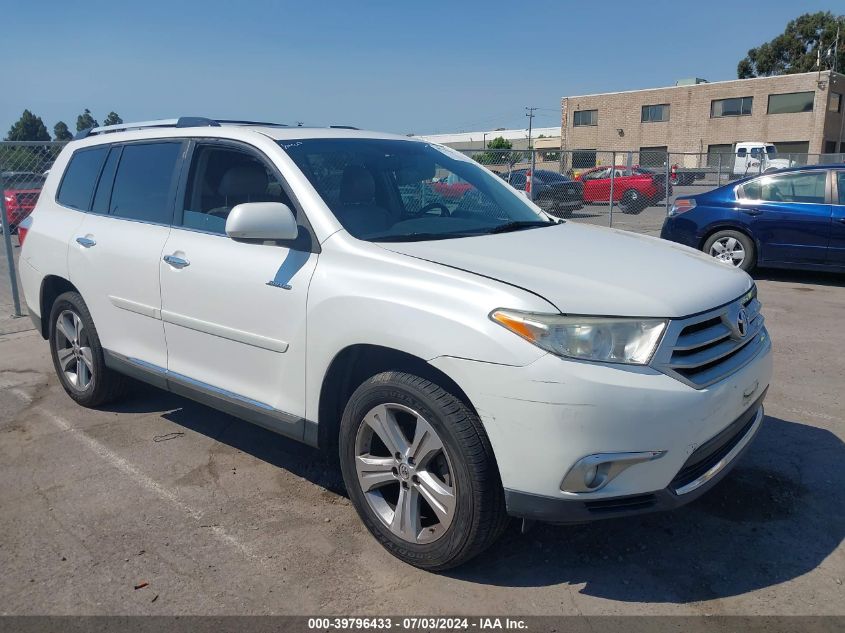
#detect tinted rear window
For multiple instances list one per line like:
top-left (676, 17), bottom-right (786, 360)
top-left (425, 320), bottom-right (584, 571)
top-left (109, 142), bottom-right (181, 223)
top-left (57, 147), bottom-right (108, 210)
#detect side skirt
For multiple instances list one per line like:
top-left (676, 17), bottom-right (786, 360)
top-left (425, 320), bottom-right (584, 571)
top-left (103, 350), bottom-right (319, 447)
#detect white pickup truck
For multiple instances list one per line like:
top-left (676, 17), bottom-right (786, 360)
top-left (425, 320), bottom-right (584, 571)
top-left (731, 141), bottom-right (793, 176)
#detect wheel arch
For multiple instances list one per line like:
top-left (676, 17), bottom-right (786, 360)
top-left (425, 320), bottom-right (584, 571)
top-left (38, 275), bottom-right (80, 339)
top-left (698, 223), bottom-right (760, 254)
top-left (317, 344), bottom-right (477, 455)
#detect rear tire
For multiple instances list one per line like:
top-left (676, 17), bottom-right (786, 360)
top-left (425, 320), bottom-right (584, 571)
top-left (703, 230), bottom-right (756, 272)
top-left (49, 291), bottom-right (128, 407)
top-left (619, 189), bottom-right (645, 214)
top-left (339, 371), bottom-right (508, 570)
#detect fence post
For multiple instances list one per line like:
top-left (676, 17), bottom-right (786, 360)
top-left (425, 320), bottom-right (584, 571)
top-left (529, 148), bottom-right (536, 203)
top-left (716, 153), bottom-right (722, 187)
top-left (608, 152), bottom-right (615, 228)
top-left (665, 157), bottom-right (671, 215)
top-left (0, 172), bottom-right (23, 317)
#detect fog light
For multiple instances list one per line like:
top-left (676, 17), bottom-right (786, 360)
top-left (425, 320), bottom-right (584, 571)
top-left (561, 450), bottom-right (666, 493)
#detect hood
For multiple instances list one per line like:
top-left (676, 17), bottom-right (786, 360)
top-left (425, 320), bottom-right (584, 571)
top-left (380, 223), bottom-right (751, 318)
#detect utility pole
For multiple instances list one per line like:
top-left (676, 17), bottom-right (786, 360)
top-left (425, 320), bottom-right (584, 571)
top-left (525, 107), bottom-right (537, 149)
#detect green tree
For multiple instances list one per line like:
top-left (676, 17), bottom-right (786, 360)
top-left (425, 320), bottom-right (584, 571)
top-left (53, 121), bottom-right (73, 141)
top-left (103, 111), bottom-right (123, 127)
top-left (473, 136), bottom-right (525, 166)
top-left (737, 11), bottom-right (844, 78)
top-left (76, 108), bottom-right (99, 132)
top-left (5, 110), bottom-right (50, 141)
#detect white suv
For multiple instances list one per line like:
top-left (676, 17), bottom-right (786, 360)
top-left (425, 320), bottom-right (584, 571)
top-left (18, 118), bottom-right (772, 569)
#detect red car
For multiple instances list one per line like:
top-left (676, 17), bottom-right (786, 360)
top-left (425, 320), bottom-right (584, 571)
top-left (575, 165), bottom-right (671, 214)
top-left (2, 171), bottom-right (45, 233)
top-left (429, 173), bottom-right (473, 200)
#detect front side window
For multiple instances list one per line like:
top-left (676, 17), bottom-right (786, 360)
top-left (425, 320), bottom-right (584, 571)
top-left (711, 96), bottom-right (753, 117)
top-left (573, 109), bottom-right (598, 126)
top-left (740, 171), bottom-right (827, 204)
top-left (180, 145), bottom-right (291, 235)
top-left (109, 142), bottom-right (182, 223)
top-left (767, 91), bottom-right (814, 114)
top-left (57, 146), bottom-right (108, 210)
top-left (282, 139), bottom-right (551, 241)
top-left (641, 104), bottom-right (669, 122)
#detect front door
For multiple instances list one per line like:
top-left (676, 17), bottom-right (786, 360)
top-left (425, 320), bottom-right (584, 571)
top-left (159, 141), bottom-right (318, 437)
top-left (736, 170), bottom-right (832, 265)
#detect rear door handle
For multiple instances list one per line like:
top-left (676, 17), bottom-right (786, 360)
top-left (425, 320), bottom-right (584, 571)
top-left (75, 236), bottom-right (96, 248)
top-left (163, 254), bottom-right (190, 269)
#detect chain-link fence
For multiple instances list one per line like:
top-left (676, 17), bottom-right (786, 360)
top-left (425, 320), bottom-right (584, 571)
top-left (460, 147), bottom-right (844, 235)
top-left (1, 141), bottom-right (66, 322)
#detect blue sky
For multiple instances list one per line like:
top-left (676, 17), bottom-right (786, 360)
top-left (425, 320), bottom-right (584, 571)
top-left (1, 0), bottom-right (838, 136)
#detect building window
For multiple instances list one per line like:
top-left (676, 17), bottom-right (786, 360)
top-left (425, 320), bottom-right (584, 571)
top-left (639, 146), bottom-right (667, 167)
top-left (767, 91), bottom-right (814, 114)
top-left (824, 140), bottom-right (838, 154)
top-left (641, 104), bottom-right (669, 122)
top-left (572, 149), bottom-right (597, 168)
top-left (711, 96), bottom-right (753, 118)
top-left (830, 93), bottom-right (842, 113)
top-left (573, 110), bottom-right (598, 127)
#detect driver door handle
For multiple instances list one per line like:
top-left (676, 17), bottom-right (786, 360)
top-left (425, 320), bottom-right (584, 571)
top-left (163, 254), bottom-right (190, 269)
top-left (740, 208), bottom-right (763, 216)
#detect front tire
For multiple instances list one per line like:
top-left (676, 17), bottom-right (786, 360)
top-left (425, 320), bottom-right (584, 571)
top-left (619, 189), bottom-right (645, 214)
top-left (49, 291), bottom-right (127, 407)
top-left (703, 230), bottom-right (756, 272)
top-left (339, 372), bottom-right (508, 570)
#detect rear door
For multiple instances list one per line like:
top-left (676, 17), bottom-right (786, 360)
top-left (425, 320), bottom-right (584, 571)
top-left (736, 170), bottom-right (832, 265)
top-left (67, 140), bottom-right (184, 370)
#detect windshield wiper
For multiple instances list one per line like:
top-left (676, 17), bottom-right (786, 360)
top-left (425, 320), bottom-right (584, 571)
top-left (486, 220), bottom-right (554, 234)
top-left (370, 232), bottom-right (479, 243)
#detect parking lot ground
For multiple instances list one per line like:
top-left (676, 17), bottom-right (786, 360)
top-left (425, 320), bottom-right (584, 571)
top-left (0, 220), bottom-right (843, 616)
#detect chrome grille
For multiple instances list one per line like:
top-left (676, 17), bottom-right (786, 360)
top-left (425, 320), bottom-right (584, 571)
top-left (652, 288), bottom-right (769, 389)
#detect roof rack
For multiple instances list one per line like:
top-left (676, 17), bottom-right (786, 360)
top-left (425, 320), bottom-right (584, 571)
top-left (329, 125), bottom-right (359, 130)
top-left (74, 117), bottom-right (289, 140)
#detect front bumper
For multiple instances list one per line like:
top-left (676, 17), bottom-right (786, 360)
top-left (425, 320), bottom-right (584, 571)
top-left (505, 395), bottom-right (764, 523)
top-left (430, 334), bottom-right (772, 521)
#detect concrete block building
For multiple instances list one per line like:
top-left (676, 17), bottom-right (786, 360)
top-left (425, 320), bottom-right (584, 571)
top-left (561, 70), bottom-right (845, 168)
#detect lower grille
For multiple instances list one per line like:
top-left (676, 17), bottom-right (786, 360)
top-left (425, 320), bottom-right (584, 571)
top-left (670, 393), bottom-right (765, 493)
top-left (585, 494), bottom-right (656, 514)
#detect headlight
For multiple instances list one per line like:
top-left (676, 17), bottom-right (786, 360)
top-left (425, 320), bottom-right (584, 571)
top-left (490, 309), bottom-right (667, 365)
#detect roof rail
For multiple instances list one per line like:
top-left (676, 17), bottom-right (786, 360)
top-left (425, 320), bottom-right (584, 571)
top-left (329, 125), bottom-right (359, 130)
top-left (74, 117), bottom-right (222, 140)
top-left (215, 119), bottom-right (288, 128)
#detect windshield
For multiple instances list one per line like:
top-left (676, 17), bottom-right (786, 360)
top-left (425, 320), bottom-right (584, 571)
top-left (281, 139), bottom-right (552, 241)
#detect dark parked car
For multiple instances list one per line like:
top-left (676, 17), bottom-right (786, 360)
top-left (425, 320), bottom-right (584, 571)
top-left (661, 165), bottom-right (845, 272)
top-left (501, 169), bottom-right (583, 216)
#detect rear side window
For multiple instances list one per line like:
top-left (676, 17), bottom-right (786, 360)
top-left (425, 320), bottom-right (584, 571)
top-left (741, 171), bottom-right (827, 204)
top-left (109, 142), bottom-right (182, 223)
top-left (57, 147), bottom-right (108, 210)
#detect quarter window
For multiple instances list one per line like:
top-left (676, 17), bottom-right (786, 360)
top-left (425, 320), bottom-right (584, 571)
top-left (108, 142), bottom-right (182, 224)
top-left (767, 91), bottom-right (814, 114)
top-left (180, 144), bottom-right (291, 235)
top-left (741, 171), bottom-right (827, 204)
top-left (641, 104), bottom-right (669, 122)
top-left (711, 97), bottom-right (753, 117)
top-left (573, 110), bottom-right (598, 126)
top-left (56, 146), bottom-right (108, 210)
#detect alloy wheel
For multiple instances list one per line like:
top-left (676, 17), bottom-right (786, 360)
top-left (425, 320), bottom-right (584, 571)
top-left (354, 403), bottom-right (456, 544)
top-left (709, 236), bottom-right (746, 267)
top-left (54, 310), bottom-right (94, 390)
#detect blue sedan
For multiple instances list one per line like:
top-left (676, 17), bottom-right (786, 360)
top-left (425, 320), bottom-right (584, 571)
top-left (661, 165), bottom-right (845, 273)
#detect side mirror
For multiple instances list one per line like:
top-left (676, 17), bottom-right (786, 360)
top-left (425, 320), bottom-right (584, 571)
top-left (225, 202), bottom-right (298, 241)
